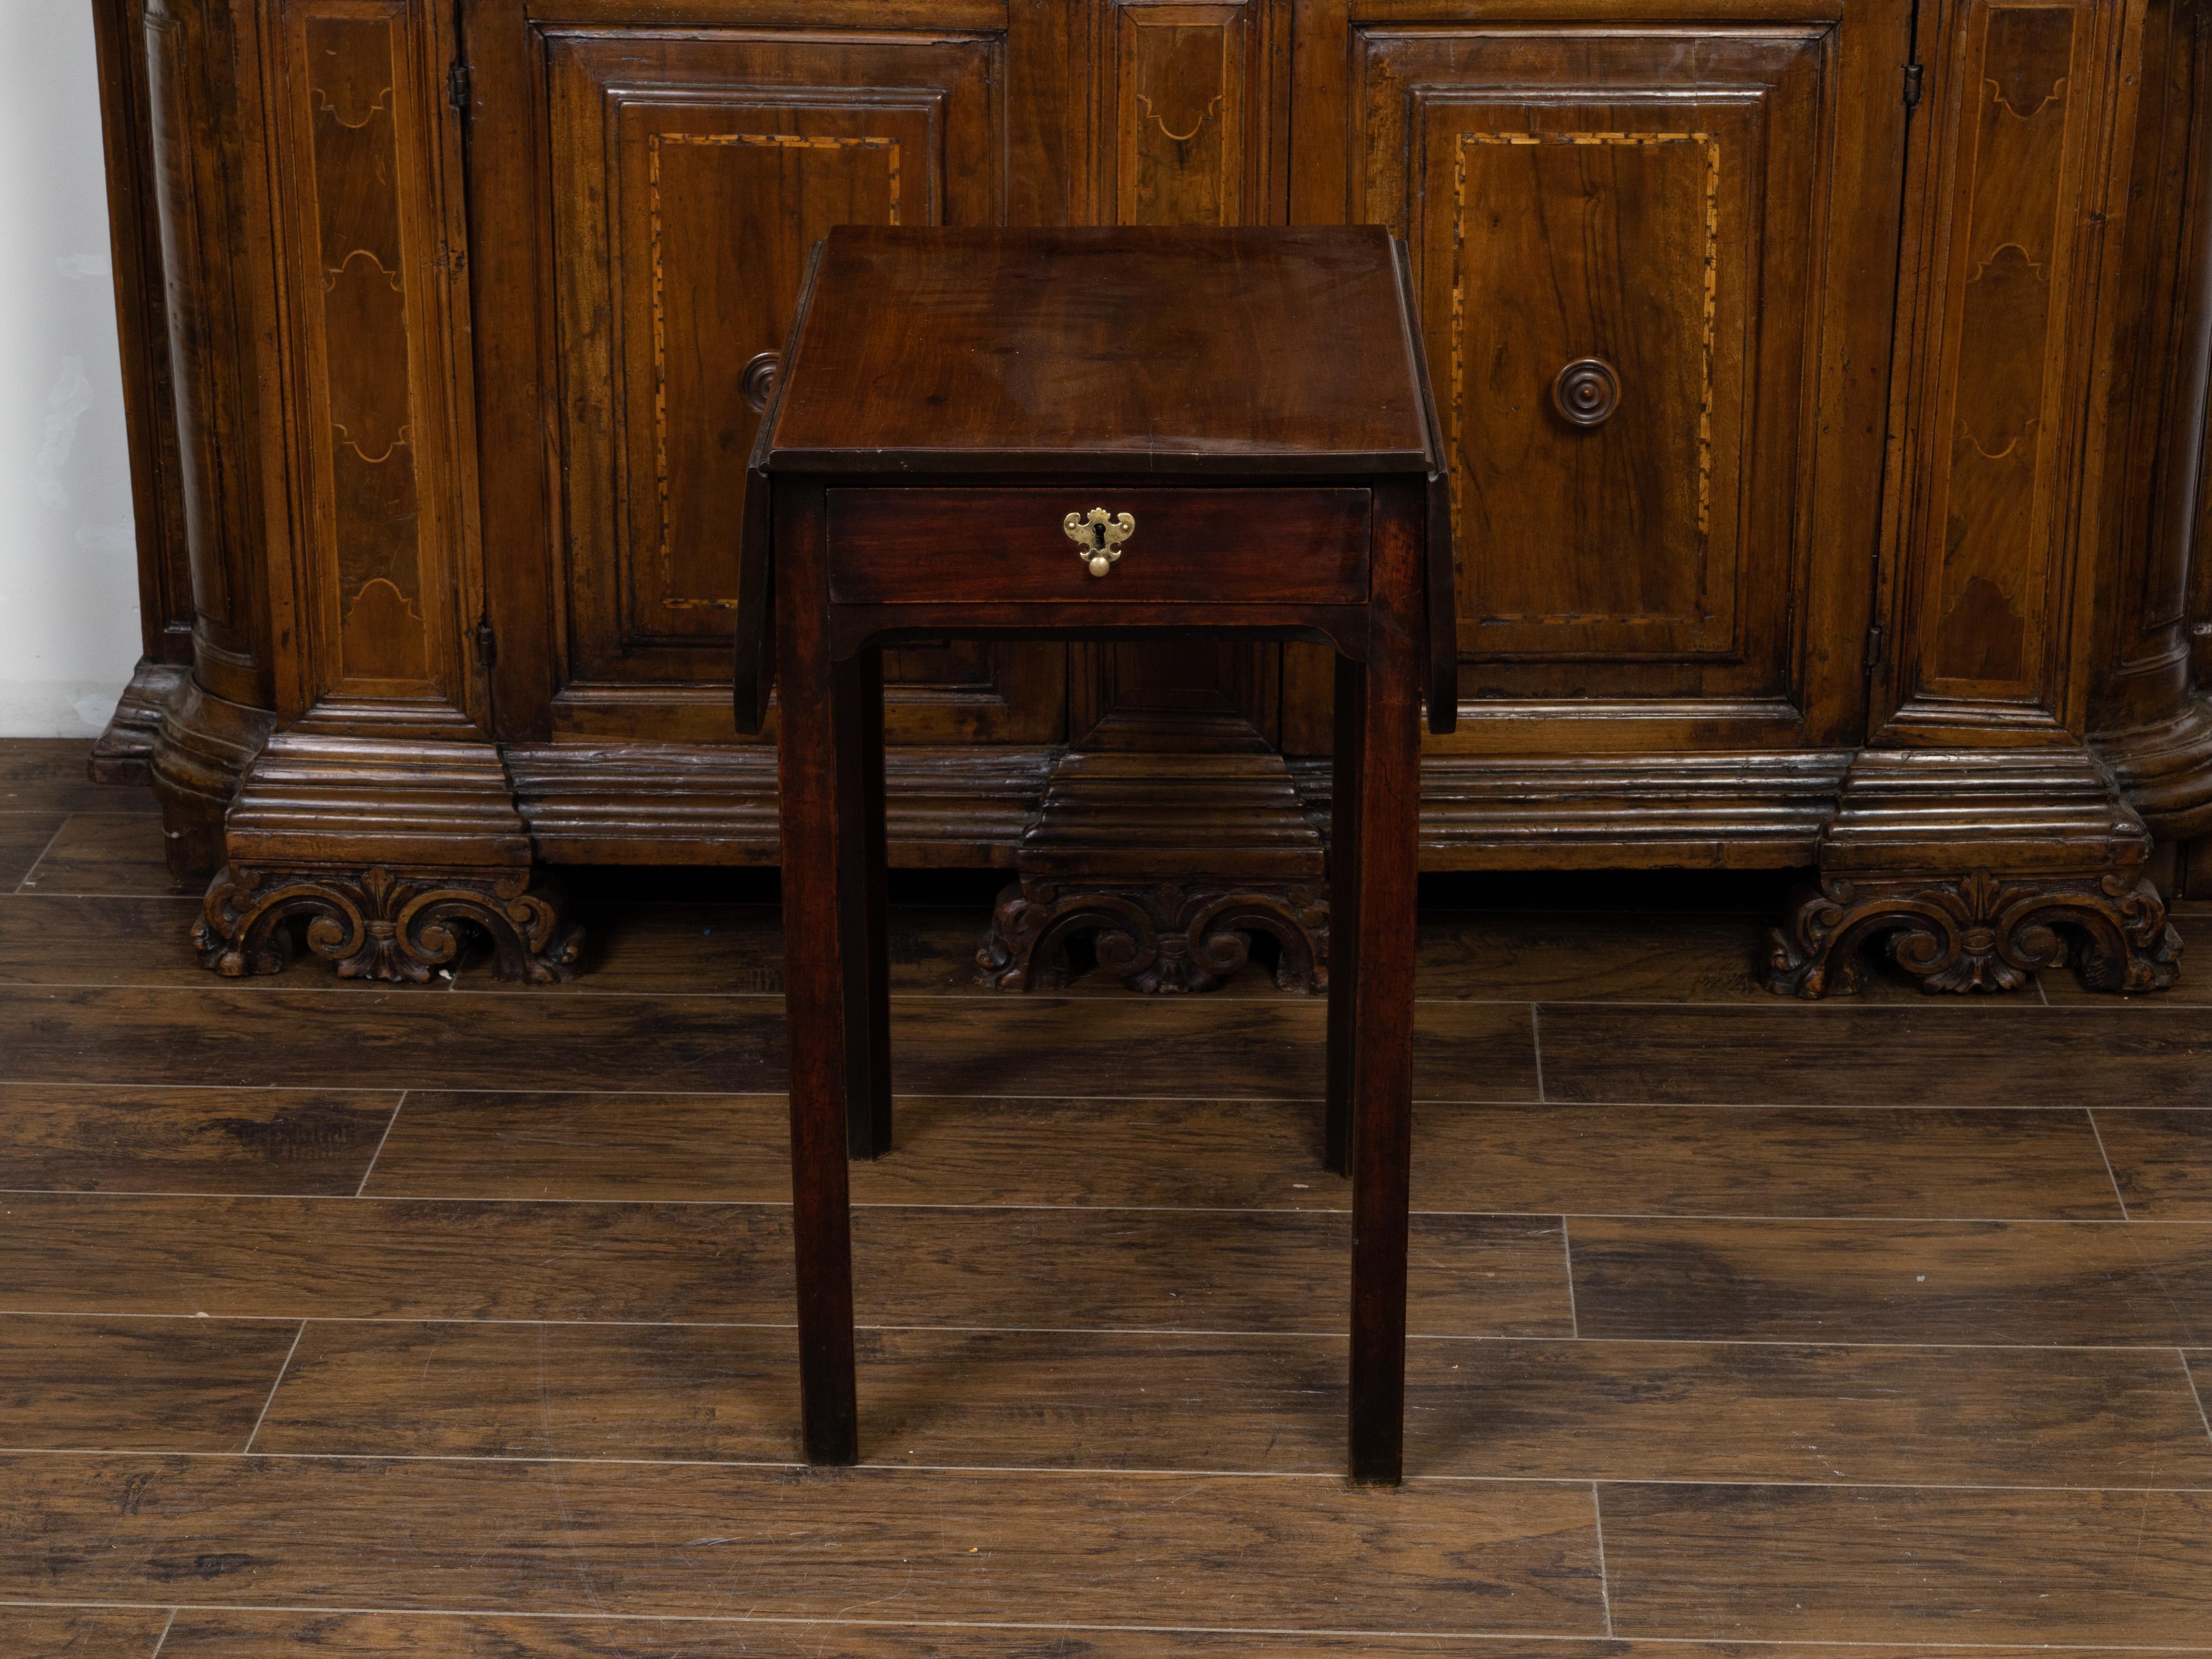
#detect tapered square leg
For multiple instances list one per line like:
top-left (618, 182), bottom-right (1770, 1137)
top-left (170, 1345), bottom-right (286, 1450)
top-left (837, 650), bottom-right (893, 1160)
top-left (776, 606), bottom-right (880, 1465)
top-left (1337, 654), bottom-right (1420, 1486)
top-left (1325, 654), bottom-right (1366, 1177)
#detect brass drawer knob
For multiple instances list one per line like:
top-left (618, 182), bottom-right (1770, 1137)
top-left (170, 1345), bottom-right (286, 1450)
top-left (1552, 357), bottom-right (1621, 428)
top-left (1063, 508), bottom-right (1135, 577)
top-left (740, 350), bottom-right (781, 414)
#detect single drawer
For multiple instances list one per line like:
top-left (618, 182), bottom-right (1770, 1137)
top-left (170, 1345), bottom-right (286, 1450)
top-left (826, 487), bottom-right (1371, 606)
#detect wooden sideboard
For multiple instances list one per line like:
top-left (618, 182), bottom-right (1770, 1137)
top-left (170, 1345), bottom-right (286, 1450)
top-left (87, 0), bottom-right (2212, 994)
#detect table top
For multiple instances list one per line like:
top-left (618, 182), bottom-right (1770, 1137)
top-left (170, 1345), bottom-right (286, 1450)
top-left (759, 226), bottom-right (1441, 477)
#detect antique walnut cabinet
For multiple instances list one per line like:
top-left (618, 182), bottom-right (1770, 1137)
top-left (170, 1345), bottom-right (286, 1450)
top-left (88, 0), bottom-right (2212, 994)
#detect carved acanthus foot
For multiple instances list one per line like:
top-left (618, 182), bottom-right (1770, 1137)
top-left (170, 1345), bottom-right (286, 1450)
top-left (195, 864), bottom-right (584, 984)
top-left (978, 879), bottom-right (1328, 994)
top-left (1768, 867), bottom-right (2182, 999)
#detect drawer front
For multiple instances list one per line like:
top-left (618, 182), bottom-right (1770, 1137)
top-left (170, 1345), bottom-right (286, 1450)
top-left (826, 488), bottom-right (1371, 606)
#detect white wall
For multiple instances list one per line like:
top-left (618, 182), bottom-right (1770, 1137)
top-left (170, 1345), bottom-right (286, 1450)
top-left (0, 2), bottom-right (143, 737)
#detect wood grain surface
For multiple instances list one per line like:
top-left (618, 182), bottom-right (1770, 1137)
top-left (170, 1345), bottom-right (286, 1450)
top-left (0, 1192), bottom-right (1569, 1334)
top-left (0, 1086), bottom-right (399, 1194)
top-left (0, 987), bottom-right (1534, 1100)
top-left (3, 744), bottom-right (2211, 1646)
top-left (354, 1092), bottom-right (2132, 1219)
top-left (1569, 1217), bottom-right (2212, 1344)
top-left (0, 897), bottom-right (292, 988)
top-left (132, 1613), bottom-right (2202, 1659)
top-left (0, 1605), bottom-right (173, 1659)
top-left (13, 815), bottom-right (182, 897)
top-left (0, 816), bottom-right (64, 891)
top-left (0, 1317), bottom-right (301, 1453)
top-left (1538, 1003), bottom-right (2212, 1105)
top-left (0, 1454), bottom-right (1605, 1632)
top-left (2092, 1107), bottom-right (2212, 1217)
top-left (1601, 1485), bottom-right (2212, 1644)
top-left (245, 1321), bottom-right (2212, 1487)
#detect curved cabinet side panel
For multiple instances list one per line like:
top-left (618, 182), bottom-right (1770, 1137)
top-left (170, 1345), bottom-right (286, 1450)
top-left (2090, 0), bottom-right (2212, 843)
top-left (86, 0), bottom-right (199, 785)
top-left (138, 0), bottom-right (282, 875)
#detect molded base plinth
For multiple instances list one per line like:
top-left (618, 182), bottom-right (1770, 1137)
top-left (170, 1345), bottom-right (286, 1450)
top-left (196, 863), bottom-right (583, 984)
top-left (979, 878), bottom-right (1328, 993)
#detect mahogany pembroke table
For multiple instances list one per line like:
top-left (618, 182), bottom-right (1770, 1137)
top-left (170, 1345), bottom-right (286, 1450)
top-left (734, 225), bottom-right (1456, 1484)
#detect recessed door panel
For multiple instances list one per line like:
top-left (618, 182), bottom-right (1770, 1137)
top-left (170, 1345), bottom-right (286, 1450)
top-left (539, 25), bottom-right (1058, 743)
top-left (1441, 113), bottom-right (1746, 658)
top-left (1348, 16), bottom-right (1901, 741)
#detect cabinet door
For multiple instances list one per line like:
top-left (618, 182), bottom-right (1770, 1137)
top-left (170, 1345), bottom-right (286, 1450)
top-left (471, 9), bottom-right (1065, 745)
top-left (1314, 6), bottom-right (1908, 754)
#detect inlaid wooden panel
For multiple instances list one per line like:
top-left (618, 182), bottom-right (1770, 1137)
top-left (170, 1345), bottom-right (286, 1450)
top-left (1086, 3), bottom-right (1284, 744)
top-left (1891, 0), bottom-right (2111, 718)
top-left (1927, 4), bottom-right (2088, 692)
top-left (1334, 8), bottom-right (1905, 754)
top-left (270, 0), bottom-right (466, 705)
top-left (544, 27), bottom-right (1059, 745)
top-left (1099, 1), bottom-right (1270, 225)
top-left (1366, 32), bottom-right (1818, 677)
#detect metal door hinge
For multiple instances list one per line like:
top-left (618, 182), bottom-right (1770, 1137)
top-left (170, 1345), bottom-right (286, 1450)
top-left (1903, 64), bottom-right (1923, 109)
top-left (1864, 623), bottom-right (1888, 672)
top-left (448, 61), bottom-right (471, 116)
top-left (473, 616), bottom-right (497, 669)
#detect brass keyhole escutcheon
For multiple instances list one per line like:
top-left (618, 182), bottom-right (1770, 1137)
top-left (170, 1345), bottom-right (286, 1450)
top-left (1552, 357), bottom-right (1621, 429)
top-left (1063, 508), bottom-right (1135, 577)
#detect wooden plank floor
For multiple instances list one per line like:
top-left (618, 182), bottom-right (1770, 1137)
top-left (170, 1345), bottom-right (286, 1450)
top-left (2, 737), bottom-right (2211, 1656)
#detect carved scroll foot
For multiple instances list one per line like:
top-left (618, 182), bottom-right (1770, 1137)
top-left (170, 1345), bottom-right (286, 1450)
top-left (978, 879), bottom-right (1328, 994)
top-left (1768, 867), bottom-right (2183, 999)
top-left (195, 864), bottom-right (584, 984)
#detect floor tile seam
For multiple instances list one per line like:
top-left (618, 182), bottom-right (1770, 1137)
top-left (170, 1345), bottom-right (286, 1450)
top-left (19, 1077), bottom-right (2212, 1110)
top-left (1589, 1480), bottom-right (1613, 1636)
top-left (2088, 1108), bottom-right (2135, 1220)
top-left (0, 1310), bottom-right (2201, 1354)
top-left (0, 1082), bottom-right (405, 1099)
top-left (1561, 1216), bottom-right (1580, 1339)
top-left (11, 818), bottom-right (76, 896)
top-left (239, 1322), bottom-right (307, 1454)
top-left (2185, 1351), bottom-right (2212, 1447)
top-left (1, 1446), bottom-right (2210, 1496)
top-left (0, 891), bottom-right (199, 904)
top-left (4, 1602), bottom-right (2207, 1653)
top-left (0, 1188), bottom-right (2201, 1225)
top-left (353, 1093), bottom-right (406, 1198)
top-left (0, 1601), bottom-right (1797, 1647)
top-left (7, 977), bottom-right (2208, 1012)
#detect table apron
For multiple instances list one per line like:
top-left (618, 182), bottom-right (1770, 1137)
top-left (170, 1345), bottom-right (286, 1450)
top-left (825, 604), bottom-right (1380, 662)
